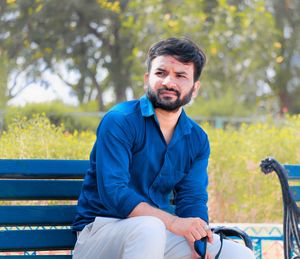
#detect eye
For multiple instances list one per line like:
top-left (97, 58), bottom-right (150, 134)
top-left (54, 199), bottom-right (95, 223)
top-left (177, 74), bottom-right (186, 79)
top-left (155, 71), bottom-right (166, 77)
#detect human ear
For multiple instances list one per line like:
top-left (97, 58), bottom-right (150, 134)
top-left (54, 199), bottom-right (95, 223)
top-left (143, 73), bottom-right (149, 91)
top-left (192, 81), bottom-right (201, 98)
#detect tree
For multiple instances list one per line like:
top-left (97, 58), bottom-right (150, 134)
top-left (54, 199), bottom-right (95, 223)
top-left (192, 0), bottom-right (279, 116)
top-left (267, 0), bottom-right (300, 114)
top-left (130, 0), bottom-right (279, 116)
top-left (0, 0), bottom-right (140, 110)
top-left (0, 50), bottom-right (12, 109)
top-left (1, 0), bottom-right (292, 116)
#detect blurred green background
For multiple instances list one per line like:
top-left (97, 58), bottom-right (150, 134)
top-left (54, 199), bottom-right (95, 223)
top-left (1, 0), bottom-right (300, 223)
top-left (1, 0), bottom-right (300, 115)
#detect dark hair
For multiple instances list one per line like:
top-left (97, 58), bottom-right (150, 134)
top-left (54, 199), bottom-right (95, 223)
top-left (146, 37), bottom-right (206, 82)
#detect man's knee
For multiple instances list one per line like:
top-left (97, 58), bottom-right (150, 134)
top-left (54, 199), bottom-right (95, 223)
top-left (218, 239), bottom-right (255, 259)
top-left (242, 246), bottom-right (256, 259)
top-left (122, 216), bottom-right (166, 257)
top-left (128, 216), bottom-right (166, 241)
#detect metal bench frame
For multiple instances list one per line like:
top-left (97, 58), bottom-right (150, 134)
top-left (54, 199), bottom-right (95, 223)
top-left (261, 157), bottom-right (300, 259)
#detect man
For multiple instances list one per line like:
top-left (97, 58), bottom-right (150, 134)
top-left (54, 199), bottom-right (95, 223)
top-left (72, 37), bottom-right (255, 259)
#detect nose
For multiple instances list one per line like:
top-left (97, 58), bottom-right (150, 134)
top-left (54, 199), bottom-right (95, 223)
top-left (162, 75), bottom-right (177, 88)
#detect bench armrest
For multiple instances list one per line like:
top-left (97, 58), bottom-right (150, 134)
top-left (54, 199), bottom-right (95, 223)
top-left (260, 157), bottom-right (300, 215)
top-left (260, 157), bottom-right (300, 259)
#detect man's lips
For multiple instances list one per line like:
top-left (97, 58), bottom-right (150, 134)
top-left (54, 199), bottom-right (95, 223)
top-left (158, 89), bottom-right (179, 98)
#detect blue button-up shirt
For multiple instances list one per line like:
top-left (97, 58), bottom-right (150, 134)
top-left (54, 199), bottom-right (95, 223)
top-left (73, 95), bottom-right (210, 231)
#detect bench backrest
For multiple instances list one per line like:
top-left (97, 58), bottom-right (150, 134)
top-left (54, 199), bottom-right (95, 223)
top-left (285, 164), bottom-right (300, 203)
top-left (0, 159), bottom-right (88, 257)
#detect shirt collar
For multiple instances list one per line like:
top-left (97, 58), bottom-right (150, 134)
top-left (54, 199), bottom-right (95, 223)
top-left (178, 110), bottom-right (193, 135)
top-left (140, 95), bottom-right (155, 117)
top-left (140, 95), bottom-right (193, 135)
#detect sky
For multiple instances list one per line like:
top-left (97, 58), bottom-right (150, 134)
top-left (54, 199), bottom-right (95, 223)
top-left (7, 72), bottom-right (117, 107)
top-left (8, 73), bottom-right (79, 107)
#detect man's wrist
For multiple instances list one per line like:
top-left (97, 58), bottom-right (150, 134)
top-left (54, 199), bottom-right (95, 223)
top-left (167, 215), bottom-right (179, 231)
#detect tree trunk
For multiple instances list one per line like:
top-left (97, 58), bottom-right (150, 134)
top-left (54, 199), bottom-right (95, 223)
top-left (91, 74), bottom-right (104, 111)
top-left (109, 25), bottom-right (129, 103)
top-left (0, 53), bottom-right (9, 109)
top-left (278, 89), bottom-right (289, 116)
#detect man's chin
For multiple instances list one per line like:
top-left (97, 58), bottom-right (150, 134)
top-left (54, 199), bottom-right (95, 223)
top-left (155, 101), bottom-right (181, 112)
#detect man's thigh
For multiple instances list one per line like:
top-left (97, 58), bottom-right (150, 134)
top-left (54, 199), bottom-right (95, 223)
top-left (207, 233), bottom-right (255, 259)
top-left (164, 230), bottom-right (192, 259)
top-left (73, 216), bottom-right (167, 259)
top-left (73, 216), bottom-right (193, 259)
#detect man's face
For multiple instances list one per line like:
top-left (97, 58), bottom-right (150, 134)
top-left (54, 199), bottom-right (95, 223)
top-left (144, 55), bottom-right (200, 112)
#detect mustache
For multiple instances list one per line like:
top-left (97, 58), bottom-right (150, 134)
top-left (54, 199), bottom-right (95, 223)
top-left (157, 87), bottom-right (180, 96)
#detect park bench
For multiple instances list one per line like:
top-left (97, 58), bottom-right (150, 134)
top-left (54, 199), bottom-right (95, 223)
top-left (0, 159), bottom-right (253, 258)
top-left (0, 159), bottom-right (88, 258)
top-left (261, 157), bottom-right (300, 259)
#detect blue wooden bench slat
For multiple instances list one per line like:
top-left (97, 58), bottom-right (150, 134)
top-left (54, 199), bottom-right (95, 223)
top-left (0, 180), bottom-right (82, 200)
top-left (0, 159), bottom-right (86, 255)
top-left (1, 159), bottom-right (254, 256)
top-left (285, 165), bottom-right (300, 180)
top-left (0, 205), bottom-right (77, 226)
top-left (0, 229), bottom-right (76, 251)
top-left (289, 186), bottom-right (300, 202)
top-left (0, 159), bottom-right (88, 178)
top-left (285, 165), bottom-right (300, 202)
top-left (0, 159), bottom-right (89, 259)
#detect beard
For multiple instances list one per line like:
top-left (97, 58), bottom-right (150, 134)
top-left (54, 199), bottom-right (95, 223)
top-left (146, 84), bottom-right (195, 112)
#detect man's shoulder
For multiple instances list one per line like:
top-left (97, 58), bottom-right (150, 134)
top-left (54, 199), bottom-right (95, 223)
top-left (102, 99), bottom-right (143, 127)
top-left (110, 100), bottom-right (140, 116)
top-left (185, 116), bottom-right (210, 158)
top-left (97, 100), bottom-right (142, 137)
top-left (106, 100), bottom-right (141, 119)
top-left (186, 116), bottom-right (208, 137)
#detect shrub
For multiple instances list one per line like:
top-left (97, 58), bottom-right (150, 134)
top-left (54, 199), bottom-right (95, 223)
top-left (1, 114), bottom-right (300, 223)
top-left (4, 102), bottom-right (100, 132)
top-left (0, 114), bottom-right (95, 159)
top-left (204, 115), bottom-right (300, 223)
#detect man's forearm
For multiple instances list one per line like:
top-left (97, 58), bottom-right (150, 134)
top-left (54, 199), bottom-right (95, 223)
top-left (128, 202), bottom-right (213, 244)
top-left (128, 202), bottom-right (177, 230)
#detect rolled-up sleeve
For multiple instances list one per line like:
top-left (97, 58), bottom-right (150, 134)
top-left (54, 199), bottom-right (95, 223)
top-left (174, 133), bottom-right (210, 222)
top-left (96, 111), bottom-right (146, 218)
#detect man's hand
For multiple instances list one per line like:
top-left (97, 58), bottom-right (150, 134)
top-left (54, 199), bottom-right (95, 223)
top-left (168, 217), bottom-right (213, 244)
top-left (169, 217), bottom-right (213, 259)
top-left (129, 203), bottom-right (213, 258)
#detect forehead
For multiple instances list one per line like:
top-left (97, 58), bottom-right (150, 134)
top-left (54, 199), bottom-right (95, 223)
top-left (151, 55), bottom-right (194, 73)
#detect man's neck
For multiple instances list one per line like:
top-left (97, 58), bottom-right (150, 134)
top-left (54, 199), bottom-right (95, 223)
top-left (155, 107), bottom-right (182, 144)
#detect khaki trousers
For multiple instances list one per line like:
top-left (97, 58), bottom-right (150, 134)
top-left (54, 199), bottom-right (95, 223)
top-left (73, 216), bottom-right (255, 259)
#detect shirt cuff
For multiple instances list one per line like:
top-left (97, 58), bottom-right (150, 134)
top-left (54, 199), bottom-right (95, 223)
top-left (119, 192), bottom-right (147, 217)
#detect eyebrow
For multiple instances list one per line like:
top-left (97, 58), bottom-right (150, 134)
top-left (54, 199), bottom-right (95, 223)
top-left (175, 71), bottom-right (188, 76)
top-left (155, 68), bottom-right (188, 76)
top-left (155, 68), bottom-right (166, 72)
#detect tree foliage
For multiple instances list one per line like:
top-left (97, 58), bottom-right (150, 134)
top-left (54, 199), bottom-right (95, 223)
top-left (0, 0), bottom-right (139, 110)
top-left (0, 0), bottom-right (299, 115)
top-left (267, 0), bottom-right (300, 114)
